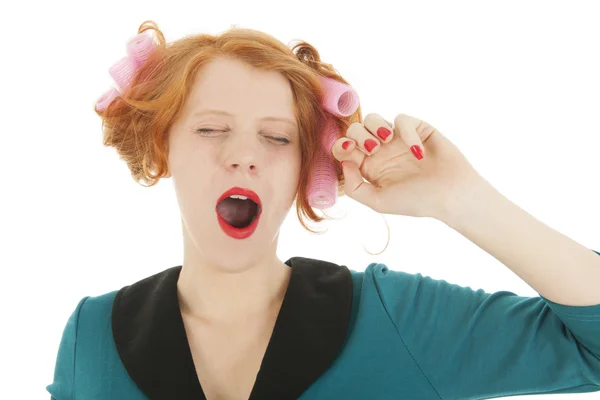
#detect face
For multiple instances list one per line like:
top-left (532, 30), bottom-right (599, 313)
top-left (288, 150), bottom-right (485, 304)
top-left (166, 56), bottom-right (302, 273)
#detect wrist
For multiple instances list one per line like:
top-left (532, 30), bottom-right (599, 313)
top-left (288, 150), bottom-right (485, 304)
top-left (436, 173), bottom-right (498, 229)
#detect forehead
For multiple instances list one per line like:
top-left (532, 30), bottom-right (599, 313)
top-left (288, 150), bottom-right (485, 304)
top-left (184, 57), bottom-right (296, 119)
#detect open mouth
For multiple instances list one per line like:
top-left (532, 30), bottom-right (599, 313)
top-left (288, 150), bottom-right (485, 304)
top-left (215, 187), bottom-right (263, 239)
top-left (216, 196), bottom-right (261, 228)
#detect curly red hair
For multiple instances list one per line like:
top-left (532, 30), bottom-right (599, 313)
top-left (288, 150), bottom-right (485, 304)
top-left (95, 20), bottom-right (363, 234)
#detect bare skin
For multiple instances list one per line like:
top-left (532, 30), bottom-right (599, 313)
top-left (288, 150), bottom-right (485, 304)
top-left (181, 286), bottom-right (287, 400)
top-left (166, 55), bottom-right (301, 398)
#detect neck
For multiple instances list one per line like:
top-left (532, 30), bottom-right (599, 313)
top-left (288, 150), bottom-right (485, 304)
top-left (177, 236), bottom-right (292, 326)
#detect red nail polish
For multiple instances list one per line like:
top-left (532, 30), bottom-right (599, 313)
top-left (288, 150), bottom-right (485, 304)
top-left (342, 140), bottom-right (351, 150)
top-left (364, 139), bottom-right (378, 153)
top-left (411, 145), bottom-right (423, 160)
top-left (377, 127), bottom-right (391, 141)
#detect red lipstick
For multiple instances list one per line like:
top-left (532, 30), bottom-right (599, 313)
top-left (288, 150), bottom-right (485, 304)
top-left (216, 187), bottom-right (262, 240)
top-left (217, 187), bottom-right (262, 207)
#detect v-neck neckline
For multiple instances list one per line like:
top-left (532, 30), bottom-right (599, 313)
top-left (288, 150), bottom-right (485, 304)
top-left (111, 256), bottom-right (354, 400)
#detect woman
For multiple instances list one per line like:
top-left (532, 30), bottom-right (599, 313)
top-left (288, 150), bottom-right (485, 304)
top-left (46, 20), bottom-right (600, 400)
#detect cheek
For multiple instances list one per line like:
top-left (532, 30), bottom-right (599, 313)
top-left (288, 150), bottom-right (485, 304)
top-left (169, 147), bottom-right (213, 205)
top-left (279, 153), bottom-right (302, 200)
top-left (173, 177), bottom-right (212, 230)
top-left (170, 139), bottom-right (213, 174)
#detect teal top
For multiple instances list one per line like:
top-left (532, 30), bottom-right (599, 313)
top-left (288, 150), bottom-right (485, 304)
top-left (47, 252), bottom-right (600, 399)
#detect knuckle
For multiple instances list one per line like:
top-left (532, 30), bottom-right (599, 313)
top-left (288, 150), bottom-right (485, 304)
top-left (394, 113), bottom-right (409, 124)
top-left (346, 122), bottom-right (365, 137)
top-left (363, 112), bottom-right (379, 125)
top-left (364, 113), bottom-right (392, 136)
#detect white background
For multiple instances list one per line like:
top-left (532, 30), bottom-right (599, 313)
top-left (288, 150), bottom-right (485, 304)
top-left (1, 0), bottom-right (599, 399)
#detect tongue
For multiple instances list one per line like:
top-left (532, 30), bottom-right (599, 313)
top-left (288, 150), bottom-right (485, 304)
top-left (216, 198), bottom-right (259, 228)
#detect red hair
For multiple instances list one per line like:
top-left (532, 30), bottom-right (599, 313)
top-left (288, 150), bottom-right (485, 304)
top-left (95, 20), bottom-right (363, 234)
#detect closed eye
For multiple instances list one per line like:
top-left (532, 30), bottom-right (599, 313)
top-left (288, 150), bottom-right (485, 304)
top-left (195, 129), bottom-right (290, 144)
top-left (270, 137), bottom-right (291, 144)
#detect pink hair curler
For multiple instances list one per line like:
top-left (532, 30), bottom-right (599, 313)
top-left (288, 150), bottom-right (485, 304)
top-left (307, 76), bottom-right (360, 209)
top-left (95, 87), bottom-right (120, 112)
top-left (126, 33), bottom-right (156, 69)
top-left (318, 75), bottom-right (360, 117)
top-left (95, 33), bottom-right (158, 112)
top-left (109, 56), bottom-right (137, 93)
top-left (308, 114), bottom-right (341, 208)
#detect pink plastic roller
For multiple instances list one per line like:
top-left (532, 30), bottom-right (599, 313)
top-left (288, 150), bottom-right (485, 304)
top-left (95, 88), bottom-right (120, 112)
top-left (109, 56), bottom-right (137, 92)
top-left (126, 33), bottom-right (156, 69)
top-left (307, 76), bottom-right (360, 209)
top-left (318, 75), bottom-right (360, 117)
top-left (307, 115), bottom-right (342, 208)
top-left (95, 33), bottom-right (157, 112)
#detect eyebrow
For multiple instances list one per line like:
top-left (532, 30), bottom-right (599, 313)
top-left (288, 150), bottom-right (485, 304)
top-left (193, 109), bottom-right (297, 128)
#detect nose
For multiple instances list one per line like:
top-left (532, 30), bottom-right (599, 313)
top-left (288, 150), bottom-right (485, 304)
top-left (223, 133), bottom-right (260, 175)
top-left (231, 163), bottom-right (256, 172)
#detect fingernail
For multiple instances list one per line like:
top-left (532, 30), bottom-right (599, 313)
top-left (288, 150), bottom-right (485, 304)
top-left (377, 127), bottom-right (391, 141)
top-left (342, 140), bottom-right (352, 150)
top-left (364, 139), bottom-right (378, 153)
top-left (411, 145), bottom-right (423, 160)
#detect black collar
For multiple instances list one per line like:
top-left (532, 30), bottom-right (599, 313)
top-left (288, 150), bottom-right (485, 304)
top-left (112, 256), bottom-right (353, 400)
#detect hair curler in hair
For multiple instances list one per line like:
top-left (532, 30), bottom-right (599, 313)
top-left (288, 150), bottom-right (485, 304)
top-left (318, 76), bottom-right (360, 118)
top-left (307, 76), bottom-right (360, 209)
top-left (109, 56), bottom-right (137, 93)
top-left (126, 33), bottom-right (156, 68)
top-left (95, 88), bottom-right (121, 112)
top-left (110, 33), bottom-right (157, 91)
top-left (95, 33), bottom-right (158, 112)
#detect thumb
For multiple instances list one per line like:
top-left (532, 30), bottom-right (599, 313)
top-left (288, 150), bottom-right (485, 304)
top-left (341, 161), bottom-right (380, 211)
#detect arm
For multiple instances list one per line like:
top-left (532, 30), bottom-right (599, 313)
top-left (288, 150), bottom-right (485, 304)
top-left (373, 265), bottom-right (600, 400)
top-left (441, 176), bottom-right (600, 307)
top-left (371, 176), bottom-right (600, 399)
top-left (46, 296), bottom-right (89, 400)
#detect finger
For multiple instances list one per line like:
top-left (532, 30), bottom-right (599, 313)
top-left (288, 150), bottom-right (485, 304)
top-left (330, 137), bottom-right (366, 167)
top-left (345, 122), bottom-right (381, 155)
top-left (363, 113), bottom-right (394, 144)
top-left (341, 160), bottom-right (380, 212)
top-left (393, 113), bottom-right (425, 160)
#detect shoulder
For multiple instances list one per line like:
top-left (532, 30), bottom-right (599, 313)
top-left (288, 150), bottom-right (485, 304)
top-left (351, 261), bottom-right (424, 291)
top-left (73, 266), bottom-right (182, 322)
